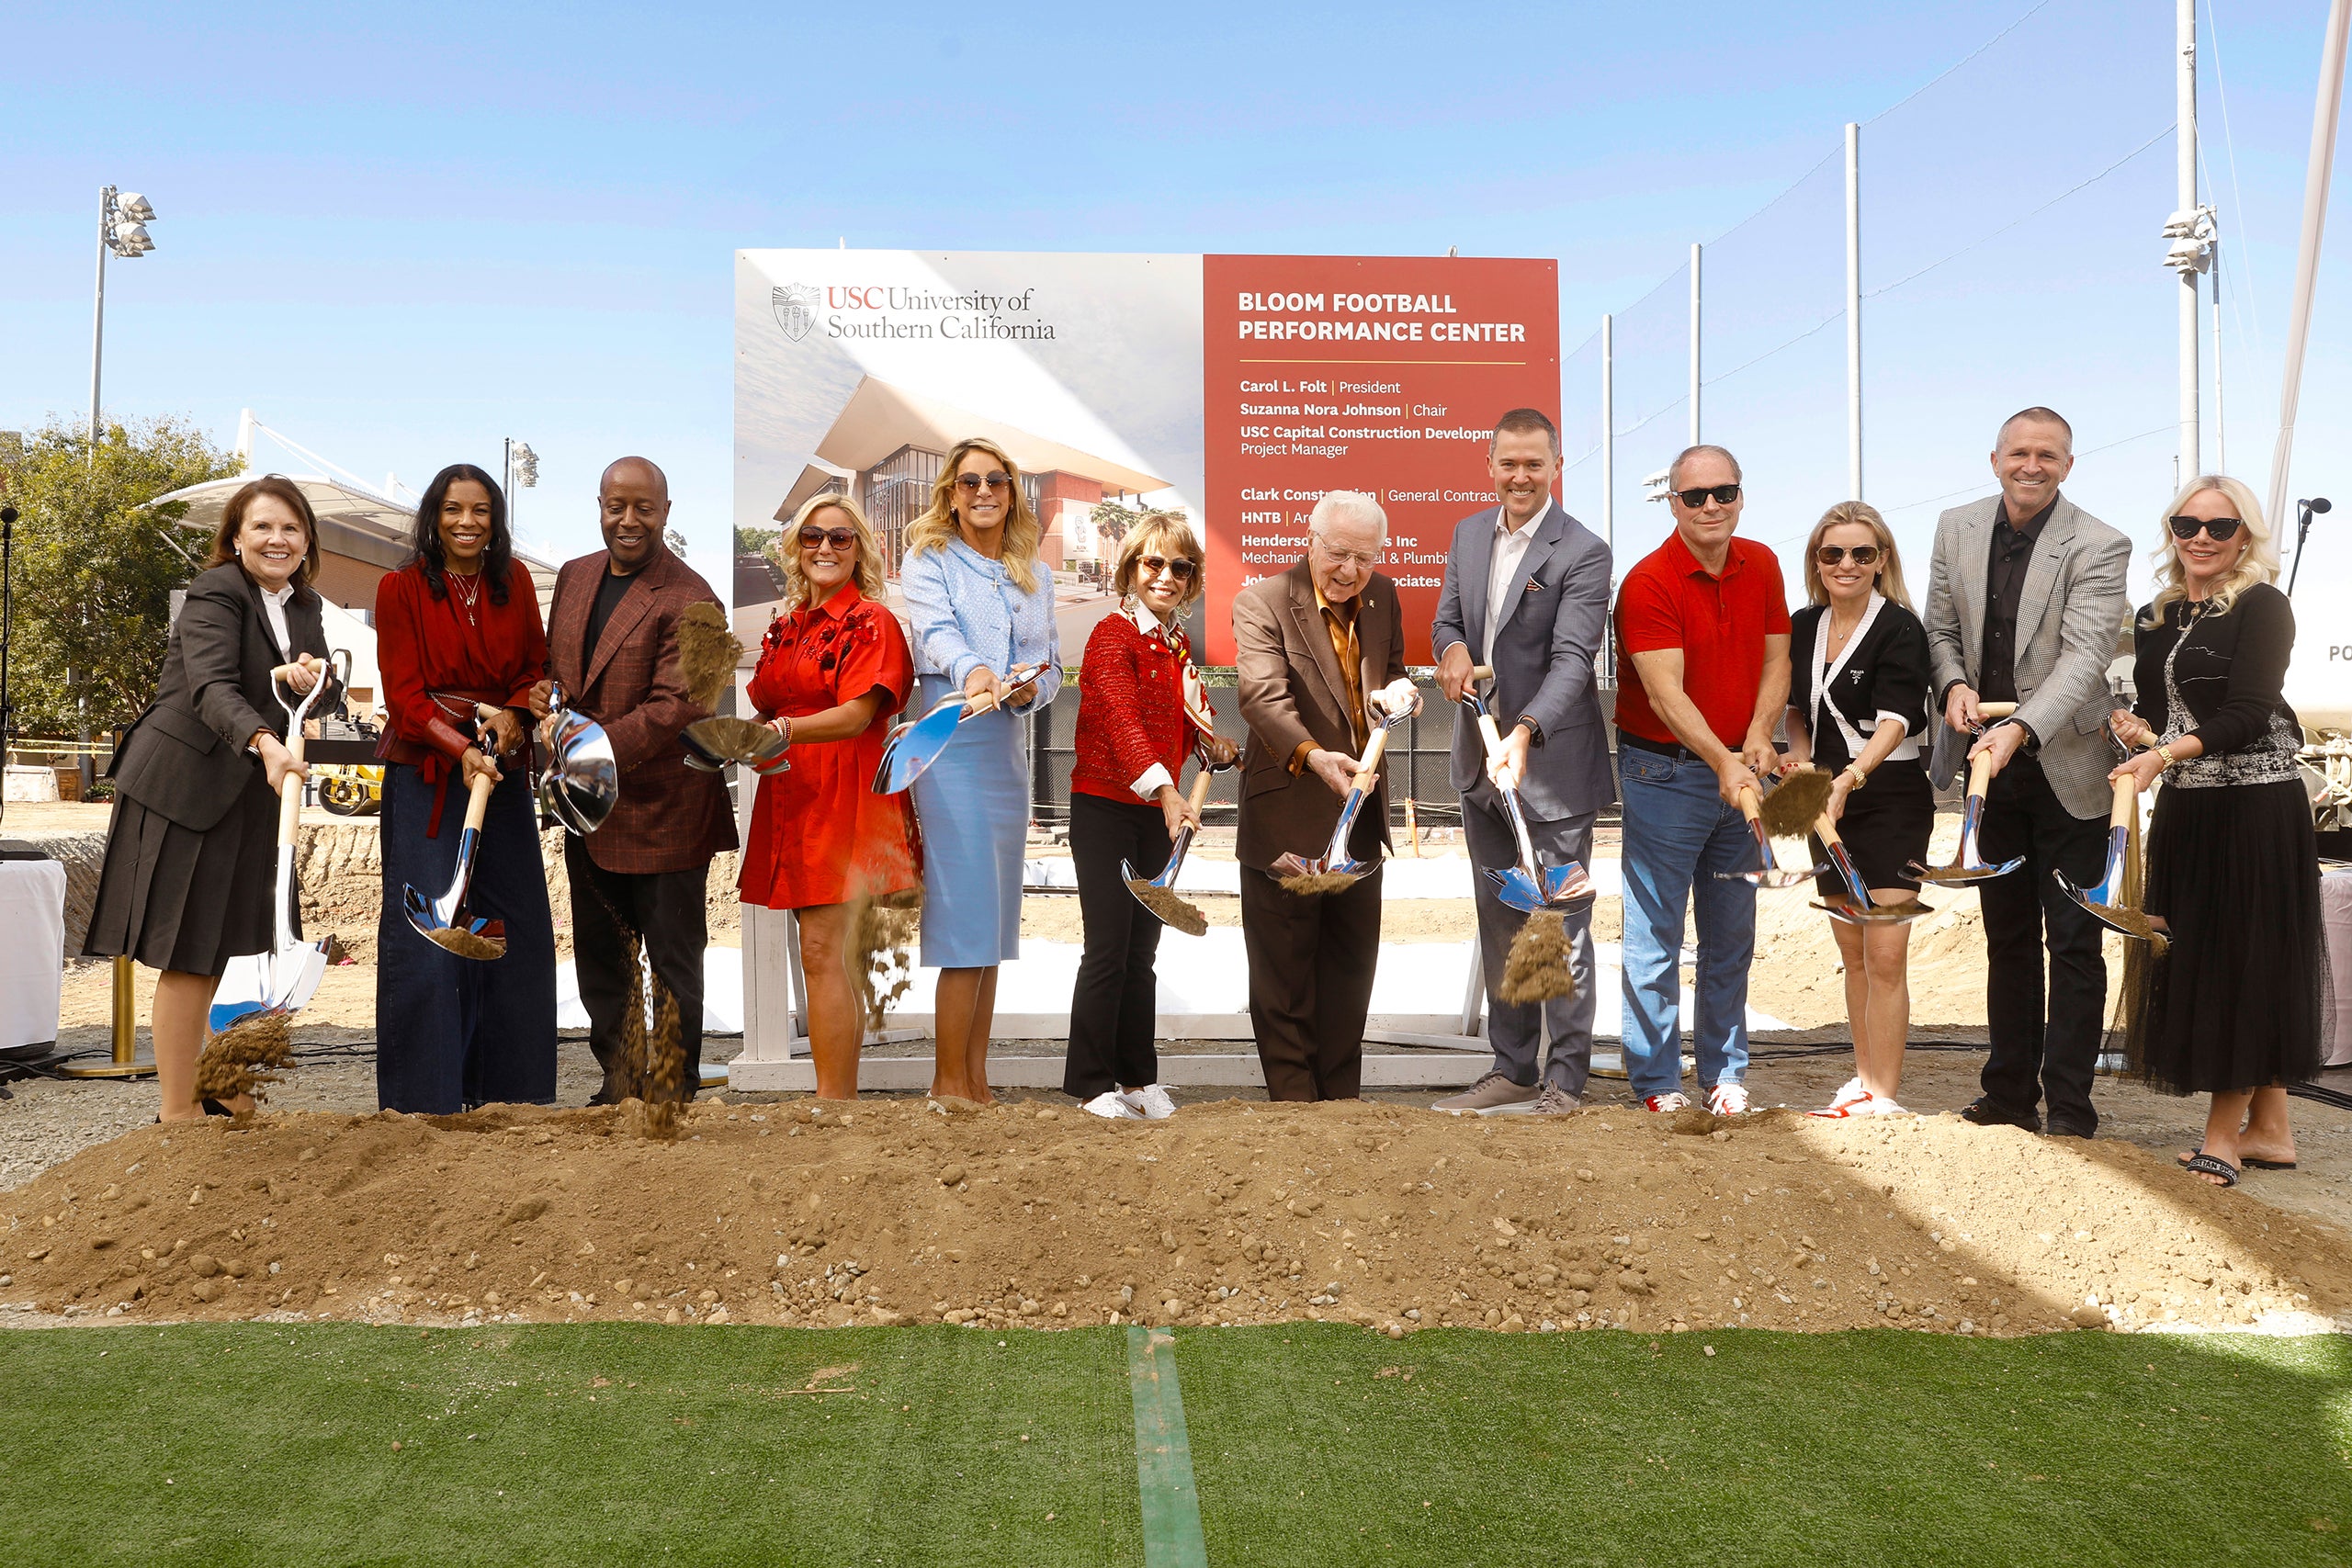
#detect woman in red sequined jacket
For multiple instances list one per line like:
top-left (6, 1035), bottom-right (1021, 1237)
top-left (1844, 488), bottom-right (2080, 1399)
top-left (1065, 514), bottom-right (1236, 1120)
top-left (738, 494), bottom-right (918, 1100)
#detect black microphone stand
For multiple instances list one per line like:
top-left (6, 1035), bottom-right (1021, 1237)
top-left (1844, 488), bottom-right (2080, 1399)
top-left (2289, 496), bottom-right (2330, 597)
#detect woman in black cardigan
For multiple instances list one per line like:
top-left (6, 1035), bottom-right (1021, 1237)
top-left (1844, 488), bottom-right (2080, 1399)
top-left (2109, 476), bottom-right (2325, 1188)
top-left (1783, 501), bottom-right (1934, 1118)
top-left (85, 475), bottom-right (335, 1121)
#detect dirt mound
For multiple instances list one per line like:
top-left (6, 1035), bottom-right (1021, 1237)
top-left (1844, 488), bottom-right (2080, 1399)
top-left (8, 1099), bottom-right (2345, 1337)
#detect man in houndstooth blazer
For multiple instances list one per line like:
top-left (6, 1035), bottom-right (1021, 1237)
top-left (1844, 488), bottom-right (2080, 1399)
top-left (1924, 407), bottom-right (2130, 1140)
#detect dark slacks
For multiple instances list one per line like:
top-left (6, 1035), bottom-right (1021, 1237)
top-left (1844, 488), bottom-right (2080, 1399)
top-left (563, 833), bottom-right (711, 1104)
top-left (1239, 862), bottom-right (1381, 1101)
top-left (1975, 754), bottom-right (2111, 1133)
top-left (1065, 792), bottom-right (1171, 1099)
top-left (1462, 785), bottom-right (1598, 1098)
top-left (376, 761), bottom-right (557, 1114)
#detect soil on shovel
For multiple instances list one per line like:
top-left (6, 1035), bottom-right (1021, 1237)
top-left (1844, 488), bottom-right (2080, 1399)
top-left (8, 1099), bottom-right (2346, 1338)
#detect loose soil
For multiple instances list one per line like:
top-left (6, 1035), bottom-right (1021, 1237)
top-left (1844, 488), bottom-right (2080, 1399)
top-left (8, 1097), bottom-right (2346, 1339)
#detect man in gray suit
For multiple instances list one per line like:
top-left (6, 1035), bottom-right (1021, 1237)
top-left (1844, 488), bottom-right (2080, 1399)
top-left (1924, 406), bottom-right (2131, 1137)
top-left (1429, 408), bottom-right (1615, 1115)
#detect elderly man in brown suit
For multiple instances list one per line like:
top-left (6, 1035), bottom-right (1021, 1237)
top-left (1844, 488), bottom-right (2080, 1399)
top-left (1233, 489), bottom-right (1415, 1100)
top-left (530, 457), bottom-right (736, 1104)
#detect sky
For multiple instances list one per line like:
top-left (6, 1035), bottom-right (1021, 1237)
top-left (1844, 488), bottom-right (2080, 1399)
top-left (4, 0), bottom-right (2349, 684)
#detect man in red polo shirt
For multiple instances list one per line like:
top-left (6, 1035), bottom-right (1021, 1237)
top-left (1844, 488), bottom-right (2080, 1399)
top-left (1612, 445), bottom-right (1792, 1117)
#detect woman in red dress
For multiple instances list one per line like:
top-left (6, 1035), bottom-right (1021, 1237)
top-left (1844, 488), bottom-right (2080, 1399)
top-left (739, 493), bottom-right (918, 1099)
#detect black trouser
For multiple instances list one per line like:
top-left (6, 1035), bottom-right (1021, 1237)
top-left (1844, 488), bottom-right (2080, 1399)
top-left (1239, 862), bottom-right (1381, 1101)
top-left (1975, 755), bottom-right (2111, 1133)
top-left (563, 835), bottom-right (711, 1104)
top-left (1064, 792), bottom-right (1171, 1100)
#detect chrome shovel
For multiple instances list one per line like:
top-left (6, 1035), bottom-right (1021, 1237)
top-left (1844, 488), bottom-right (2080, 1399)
top-left (1457, 678), bottom-right (1592, 912)
top-left (874, 662), bottom-right (1043, 795)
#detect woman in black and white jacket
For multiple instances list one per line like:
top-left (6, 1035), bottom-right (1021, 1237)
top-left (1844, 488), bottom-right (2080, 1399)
top-left (1783, 501), bottom-right (1934, 1118)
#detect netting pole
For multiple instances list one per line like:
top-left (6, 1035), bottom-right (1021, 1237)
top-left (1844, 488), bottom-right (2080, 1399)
top-left (2264, 0), bottom-right (2348, 533)
top-left (1845, 121), bottom-right (1863, 502)
top-left (2177, 0), bottom-right (2200, 480)
top-left (1600, 311), bottom-right (1615, 682)
top-left (1688, 243), bottom-right (1702, 445)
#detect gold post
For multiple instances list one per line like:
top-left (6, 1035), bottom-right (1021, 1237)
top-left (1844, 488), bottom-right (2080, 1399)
top-left (60, 955), bottom-right (156, 1077)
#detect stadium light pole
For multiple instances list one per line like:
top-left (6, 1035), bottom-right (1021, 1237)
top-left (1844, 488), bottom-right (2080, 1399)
top-left (89, 186), bottom-right (159, 452)
top-left (504, 438), bottom-right (538, 532)
top-left (2265, 0), bottom-right (2351, 533)
top-left (2165, 0), bottom-right (2207, 485)
top-left (1600, 311), bottom-right (1615, 683)
top-left (1688, 243), bottom-right (1702, 446)
top-left (1845, 122), bottom-right (1863, 502)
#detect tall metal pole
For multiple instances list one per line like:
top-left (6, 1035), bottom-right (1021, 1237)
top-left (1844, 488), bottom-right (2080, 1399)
top-left (1600, 312), bottom-right (1615, 683)
top-left (2211, 245), bottom-right (2225, 473)
top-left (1688, 243), bottom-right (1702, 446)
top-left (89, 186), bottom-right (112, 449)
top-left (1600, 313), bottom-right (1614, 558)
top-left (2266, 0), bottom-right (2351, 533)
top-left (1845, 121), bottom-right (1863, 501)
top-left (2177, 0), bottom-right (2201, 480)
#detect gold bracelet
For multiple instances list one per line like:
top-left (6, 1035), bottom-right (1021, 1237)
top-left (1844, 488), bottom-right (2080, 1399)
top-left (1843, 766), bottom-right (1868, 792)
top-left (2154, 744), bottom-right (2177, 769)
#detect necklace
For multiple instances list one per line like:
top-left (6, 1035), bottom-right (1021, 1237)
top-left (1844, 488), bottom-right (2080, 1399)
top-left (447, 568), bottom-right (482, 627)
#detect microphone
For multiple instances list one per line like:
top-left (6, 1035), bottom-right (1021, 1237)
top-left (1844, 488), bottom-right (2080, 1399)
top-left (2290, 497), bottom-right (2330, 596)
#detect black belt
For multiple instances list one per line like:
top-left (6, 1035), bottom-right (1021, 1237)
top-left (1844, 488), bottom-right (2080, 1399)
top-left (1616, 728), bottom-right (1703, 762)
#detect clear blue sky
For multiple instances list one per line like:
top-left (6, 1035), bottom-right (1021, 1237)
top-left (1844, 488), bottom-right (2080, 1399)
top-left (4, 0), bottom-right (2347, 622)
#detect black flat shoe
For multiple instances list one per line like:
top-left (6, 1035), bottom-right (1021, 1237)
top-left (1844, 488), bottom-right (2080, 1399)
top-left (1960, 1097), bottom-right (2041, 1133)
top-left (200, 1099), bottom-right (235, 1117)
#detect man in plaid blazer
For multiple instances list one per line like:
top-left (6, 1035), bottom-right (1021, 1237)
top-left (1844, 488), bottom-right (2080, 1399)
top-left (533, 457), bottom-right (736, 1104)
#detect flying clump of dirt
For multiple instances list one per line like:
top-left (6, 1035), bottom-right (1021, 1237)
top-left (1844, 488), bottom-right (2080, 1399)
top-left (192, 1014), bottom-right (296, 1105)
top-left (1498, 910), bottom-right (1573, 1005)
top-left (849, 889), bottom-right (921, 1031)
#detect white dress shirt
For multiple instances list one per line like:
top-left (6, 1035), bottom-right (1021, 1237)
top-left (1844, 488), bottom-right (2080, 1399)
top-left (1483, 501), bottom-right (1549, 663)
top-left (260, 582), bottom-right (295, 657)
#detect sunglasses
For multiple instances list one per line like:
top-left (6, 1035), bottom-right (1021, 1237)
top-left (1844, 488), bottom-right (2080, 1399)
top-left (1673, 483), bottom-right (1742, 508)
top-left (955, 471), bottom-right (1012, 494)
top-left (799, 525), bottom-right (858, 551)
top-left (1815, 545), bottom-right (1882, 567)
top-left (1135, 554), bottom-right (1198, 582)
top-left (2168, 515), bottom-right (2243, 542)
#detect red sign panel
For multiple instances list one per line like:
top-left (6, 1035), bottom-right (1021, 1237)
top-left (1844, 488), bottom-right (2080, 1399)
top-left (1200, 254), bottom-right (1560, 664)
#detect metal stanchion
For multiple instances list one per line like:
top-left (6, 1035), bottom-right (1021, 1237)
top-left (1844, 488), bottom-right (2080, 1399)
top-left (60, 954), bottom-right (155, 1077)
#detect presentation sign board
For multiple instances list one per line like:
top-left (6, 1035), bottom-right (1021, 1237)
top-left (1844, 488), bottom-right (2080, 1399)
top-left (734, 250), bottom-right (1559, 664)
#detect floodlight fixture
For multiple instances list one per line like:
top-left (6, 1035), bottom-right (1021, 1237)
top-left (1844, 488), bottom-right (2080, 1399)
top-left (117, 193), bottom-right (156, 222)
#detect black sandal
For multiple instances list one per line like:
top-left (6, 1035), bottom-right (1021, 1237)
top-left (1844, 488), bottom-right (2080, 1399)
top-left (200, 1099), bottom-right (235, 1117)
top-left (2182, 1152), bottom-right (2239, 1188)
top-left (2179, 1147), bottom-right (2295, 1171)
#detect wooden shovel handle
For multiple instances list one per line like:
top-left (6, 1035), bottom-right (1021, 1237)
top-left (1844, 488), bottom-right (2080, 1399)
top-left (1469, 663), bottom-right (1494, 682)
top-left (1736, 783), bottom-right (1763, 825)
top-left (1965, 749), bottom-right (1996, 798)
top-left (1185, 767), bottom-right (1214, 813)
top-left (1813, 811), bottom-right (1844, 848)
top-left (2108, 773), bottom-right (2137, 829)
top-left (1349, 723), bottom-right (1394, 795)
top-left (1977, 700), bottom-right (2018, 720)
top-left (463, 768), bottom-right (497, 832)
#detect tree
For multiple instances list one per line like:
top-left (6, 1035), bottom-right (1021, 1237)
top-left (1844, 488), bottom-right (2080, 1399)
top-left (0, 416), bottom-right (242, 736)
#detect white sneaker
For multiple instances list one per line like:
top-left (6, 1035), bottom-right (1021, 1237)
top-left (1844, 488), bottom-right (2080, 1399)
top-left (1848, 1093), bottom-right (1909, 1116)
top-left (1708, 1082), bottom-right (1751, 1117)
top-left (1123, 1085), bottom-right (1178, 1121)
top-left (1641, 1091), bottom-right (1691, 1114)
top-left (1826, 1076), bottom-right (1866, 1111)
top-left (1080, 1090), bottom-right (1141, 1120)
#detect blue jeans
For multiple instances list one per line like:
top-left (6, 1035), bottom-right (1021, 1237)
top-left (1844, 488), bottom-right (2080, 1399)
top-left (1617, 745), bottom-right (1756, 1098)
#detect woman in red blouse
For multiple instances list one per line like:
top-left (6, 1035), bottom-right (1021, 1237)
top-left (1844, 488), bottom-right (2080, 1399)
top-left (1065, 514), bottom-right (1235, 1120)
top-left (739, 494), bottom-right (918, 1100)
top-left (373, 463), bottom-right (558, 1114)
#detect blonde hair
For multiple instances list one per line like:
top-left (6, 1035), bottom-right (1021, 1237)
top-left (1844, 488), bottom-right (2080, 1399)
top-left (1111, 512), bottom-right (1206, 607)
top-left (2144, 473), bottom-right (2277, 626)
top-left (1801, 500), bottom-right (1911, 610)
top-left (903, 436), bottom-right (1043, 593)
top-left (776, 492), bottom-right (887, 611)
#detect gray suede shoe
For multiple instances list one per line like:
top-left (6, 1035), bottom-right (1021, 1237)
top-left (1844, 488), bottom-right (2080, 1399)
top-left (1431, 1072), bottom-right (1538, 1115)
top-left (1489, 1082), bottom-right (1581, 1117)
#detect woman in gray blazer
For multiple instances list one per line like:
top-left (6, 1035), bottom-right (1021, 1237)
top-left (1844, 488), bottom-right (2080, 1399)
top-left (85, 475), bottom-right (335, 1120)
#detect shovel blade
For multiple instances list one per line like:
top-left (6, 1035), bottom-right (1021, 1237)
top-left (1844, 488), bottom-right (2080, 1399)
top-left (1271, 852), bottom-right (1324, 880)
top-left (1491, 867), bottom-right (1545, 913)
top-left (874, 699), bottom-right (964, 795)
top-left (1908, 853), bottom-right (2026, 886)
top-left (1540, 863), bottom-right (1593, 907)
top-left (208, 940), bottom-right (331, 1032)
top-left (1811, 896), bottom-right (1932, 927)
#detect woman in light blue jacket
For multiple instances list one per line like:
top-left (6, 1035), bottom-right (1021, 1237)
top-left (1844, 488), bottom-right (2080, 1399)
top-left (898, 436), bottom-right (1061, 1104)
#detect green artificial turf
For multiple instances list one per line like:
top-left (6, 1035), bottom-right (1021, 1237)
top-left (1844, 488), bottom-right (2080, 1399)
top-left (4, 1323), bottom-right (2348, 1566)
top-left (1178, 1326), bottom-right (2352, 1567)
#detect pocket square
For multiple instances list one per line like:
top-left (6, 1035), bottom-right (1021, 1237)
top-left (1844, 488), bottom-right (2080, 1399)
top-left (1524, 578), bottom-right (1544, 593)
